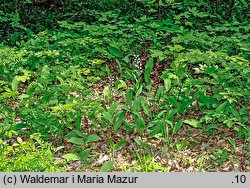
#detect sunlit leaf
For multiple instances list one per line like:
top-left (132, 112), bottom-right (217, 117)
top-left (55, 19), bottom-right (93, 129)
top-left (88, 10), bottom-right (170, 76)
top-left (85, 134), bottom-right (101, 143)
top-left (62, 153), bottom-right (79, 161)
top-left (68, 137), bottom-right (85, 146)
top-left (100, 161), bottom-right (115, 172)
top-left (183, 119), bottom-right (200, 128)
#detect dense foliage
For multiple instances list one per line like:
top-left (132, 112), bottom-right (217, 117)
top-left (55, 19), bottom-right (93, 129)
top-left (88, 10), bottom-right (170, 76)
top-left (0, 0), bottom-right (249, 172)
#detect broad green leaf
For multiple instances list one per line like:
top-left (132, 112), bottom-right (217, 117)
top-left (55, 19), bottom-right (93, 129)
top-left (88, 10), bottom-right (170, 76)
top-left (168, 97), bottom-right (179, 108)
top-left (227, 137), bottom-right (236, 150)
top-left (165, 119), bottom-right (173, 128)
top-left (55, 146), bottom-right (65, 153)
top-left (133, 96), bottom-right (141, 112)
top-left (125, 122), bottom-right (134, 133)
top-left (135, 84), bottom-right (143, 96)
top-left (100, 161), bottom-right (115, 172)
top-left (51, 103), bottom-right (75, 112)
top-left (122, 55), bottom-right (130, 64)
top-left (114, 110), bottom-right (126, 130)
top-left (179, 98), bottom-right (195, 114)
top-left (75, 115), bottom-right (82, 131)
top-left (108, 46), bottom-right (123, 58)
top-left (67, 130), bottom-right (86, 139)
top-left (62, 153), bottom-right (79, 161)
top-left (173, 120), bottom-right (183, 135)
top-left (114, 80), bottom-right (127, 90)
top-left (114, 140), bottom-right (127, 151)
top-left (103, 111), bottom-right (113, 124)
top-left (230, 107), bottom-right (241, 120)
top-left (108, 102), bottom-right (119, 116)
top-left (85, 134), bottom-right (101, 143)
top-left (144, 68), bottom-right (151, 85)
top-left (183, 119), bottom-right (200, 128)
top-left (80, 148), bottom-right (92, 161)
top-left (103, 86), bottom-right (110, 102)
top-left (144, 58), bottom-right (154, 84)
top-left (198, 92), bottom-right (210, 107)
top-left (68, 137), bottom-right (85, 146)
top-left (167, 108), bottom-right (178, 119)
top-left (164, 79), bottom-right (171, 92)
top-left (156, 86), bottom-right (164, 101)
top-left (105, 65), bottom-right (111, 77)
top-left (150, 49), bottom-right (167, 61)
top-left (215, 102), bottom-right (227, 113)
top-left (145, 58), bottom-right (154, 71)
top-left (11, 77), bottom-right (18, 91)
top-left (140, 98), bottom-right (152, 117)
top-left (225, 120), bottom-right (233, 128)
top-left (17, 137), bottom-right (23, 144)
top-left (155, 110), bottom-right (166, 118)
top-left (149, 123), bottom-right (162, 136)
top-left (12, 123), bottom-right (28, 130)
top-left (205, 124), bottom-right (219, 131)
top-left (126, 89), bottom-right (133, 107)
top-left (133, 112), bottom-right (146, 132)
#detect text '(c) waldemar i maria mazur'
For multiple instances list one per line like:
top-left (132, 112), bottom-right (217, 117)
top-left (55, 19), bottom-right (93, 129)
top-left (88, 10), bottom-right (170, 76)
top-left (19, 175), bottom-right (139, 184)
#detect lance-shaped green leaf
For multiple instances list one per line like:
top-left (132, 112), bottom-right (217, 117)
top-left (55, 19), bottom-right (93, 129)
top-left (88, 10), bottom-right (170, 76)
top-left (108, 46), bottom-right (123, 58)
top-left (62, 153), bottom-right (79, 161)
top-left (100, 161), bottom-right (115, 172)
top-left (164, 78), bottom-right (171, 92)
top-left (183, 119), bottom-right (200, 128)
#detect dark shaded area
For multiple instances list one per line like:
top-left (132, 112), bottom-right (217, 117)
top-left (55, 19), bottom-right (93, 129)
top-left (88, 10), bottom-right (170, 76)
top-left (1, 0), bottom-right (249, 45)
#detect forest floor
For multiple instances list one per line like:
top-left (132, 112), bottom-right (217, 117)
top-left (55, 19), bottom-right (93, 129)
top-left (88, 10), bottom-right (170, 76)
top-left (0, 11), bottom-right (249, 172)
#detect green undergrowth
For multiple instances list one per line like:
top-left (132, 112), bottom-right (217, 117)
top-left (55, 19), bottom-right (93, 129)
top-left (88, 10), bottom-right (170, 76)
top-left (0, 1), bottom-right (249, 172)
top-left (0, 131), bottom-right (65, 172)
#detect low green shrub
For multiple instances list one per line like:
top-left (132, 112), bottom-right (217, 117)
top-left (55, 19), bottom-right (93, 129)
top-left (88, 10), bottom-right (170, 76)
top-left (0, 131), bottom-right (65, 172)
